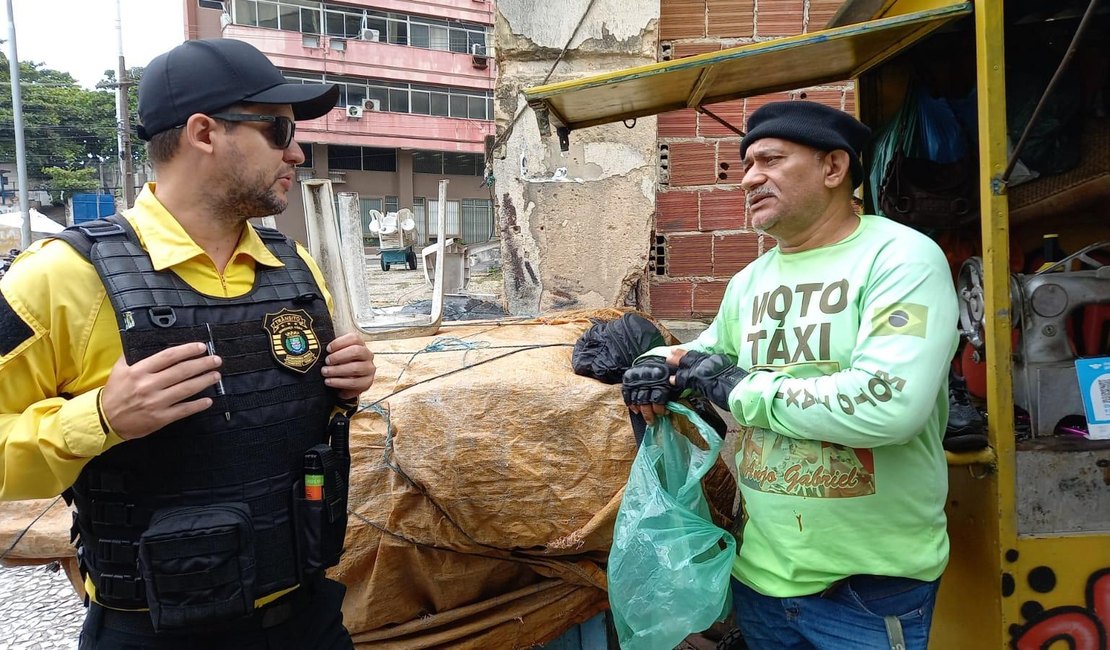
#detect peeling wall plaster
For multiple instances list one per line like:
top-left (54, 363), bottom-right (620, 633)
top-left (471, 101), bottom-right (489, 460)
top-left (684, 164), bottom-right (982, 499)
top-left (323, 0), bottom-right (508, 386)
top-left (493, 0), bottom-right (660, 316)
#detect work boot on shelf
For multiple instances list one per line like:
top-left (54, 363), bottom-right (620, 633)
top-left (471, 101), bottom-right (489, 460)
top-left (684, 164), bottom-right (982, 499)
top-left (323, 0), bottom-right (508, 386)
top-left (944, 370), bottom-right (989, 452)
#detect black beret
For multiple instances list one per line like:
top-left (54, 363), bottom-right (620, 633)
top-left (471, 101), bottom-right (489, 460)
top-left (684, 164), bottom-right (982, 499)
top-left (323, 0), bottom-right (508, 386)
top-left (740, 101), bottom-right (872, 188)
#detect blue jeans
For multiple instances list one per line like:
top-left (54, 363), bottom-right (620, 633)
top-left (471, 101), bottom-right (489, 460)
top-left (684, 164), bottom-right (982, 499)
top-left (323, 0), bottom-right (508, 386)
top-left (731, 575), bottom-right (940, 650)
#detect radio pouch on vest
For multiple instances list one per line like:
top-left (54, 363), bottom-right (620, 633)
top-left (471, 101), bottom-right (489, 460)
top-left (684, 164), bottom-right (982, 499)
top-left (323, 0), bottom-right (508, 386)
top-left (295, 415), bottom-right (351, 579)
top-left (138, 502), bottom-right (257, 632)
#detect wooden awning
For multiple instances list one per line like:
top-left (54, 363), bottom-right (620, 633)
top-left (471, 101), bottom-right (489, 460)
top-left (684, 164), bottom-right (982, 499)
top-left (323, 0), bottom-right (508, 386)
top-left (522, 0), bottom-right (972, 137)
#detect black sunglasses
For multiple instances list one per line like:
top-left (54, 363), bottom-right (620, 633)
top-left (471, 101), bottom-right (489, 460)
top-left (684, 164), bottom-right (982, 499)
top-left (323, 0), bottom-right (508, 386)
top-left (209, 113), bottom-right (296, 149)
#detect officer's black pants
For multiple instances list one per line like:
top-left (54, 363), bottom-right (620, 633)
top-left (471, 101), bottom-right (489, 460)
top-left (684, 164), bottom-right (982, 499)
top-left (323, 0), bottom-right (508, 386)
top-left (78, 578), bottom-right (353, 650)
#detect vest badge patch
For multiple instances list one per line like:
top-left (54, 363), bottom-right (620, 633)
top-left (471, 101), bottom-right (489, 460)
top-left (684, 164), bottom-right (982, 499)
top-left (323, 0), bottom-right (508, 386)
top-left (263, 309), bottom-right (321, 373)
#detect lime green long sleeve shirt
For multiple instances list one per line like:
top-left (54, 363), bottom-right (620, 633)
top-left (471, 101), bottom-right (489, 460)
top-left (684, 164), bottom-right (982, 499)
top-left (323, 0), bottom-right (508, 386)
top-left (650, 215), bottom-right (959, 597)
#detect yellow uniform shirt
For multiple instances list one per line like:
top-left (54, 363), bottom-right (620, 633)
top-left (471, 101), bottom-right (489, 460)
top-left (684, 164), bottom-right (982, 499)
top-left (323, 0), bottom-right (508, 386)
top-left (0, 183), bottom-right (334, 502)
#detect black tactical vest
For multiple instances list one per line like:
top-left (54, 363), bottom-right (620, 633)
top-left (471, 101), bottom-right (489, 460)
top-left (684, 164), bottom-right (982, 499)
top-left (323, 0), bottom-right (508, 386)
top-left (56, 216), bottom-right (341, 619)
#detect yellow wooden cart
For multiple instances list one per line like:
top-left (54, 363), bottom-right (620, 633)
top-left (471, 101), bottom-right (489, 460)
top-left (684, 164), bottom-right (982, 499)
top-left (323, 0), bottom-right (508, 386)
top-left (523, 1), bottom-right (1110, 647)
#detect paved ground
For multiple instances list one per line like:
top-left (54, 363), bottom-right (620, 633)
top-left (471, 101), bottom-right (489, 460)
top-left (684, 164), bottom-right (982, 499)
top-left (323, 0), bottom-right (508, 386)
top-left (0, 565), bottom-right (83, 649)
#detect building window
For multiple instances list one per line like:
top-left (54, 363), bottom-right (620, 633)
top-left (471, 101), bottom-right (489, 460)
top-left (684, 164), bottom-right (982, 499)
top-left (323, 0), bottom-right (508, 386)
top-left (426, 199), bottom-right (461, 239)
top-left (285, 72), bottom-right (492, 121)
top-left (412, 151), bottom-right (443, 174)
top-left (297, 143), bottom-right (313, 167)
top-left (233, 0), bottom-right (323, 33)
top-left (418, 197), bottom-right (493, 243)
top-left (412, 151), bottom-right (484, 177)
top-left (328, 145), bottom-right (362, 171)
top-left (363, 148), bottom-right (397, 172)
top-left (256, 1), bottom-right (278, 29)
top-left (232, 0), bottom-right (489, 55)
top-left (327, 145), bottom-right (396, 172)
top-left (444, 152), bottom-right (477, 175)
top-left (461, 198), bottom-right (495, 243)
top-left (233, 0), bottom-right (256, 24)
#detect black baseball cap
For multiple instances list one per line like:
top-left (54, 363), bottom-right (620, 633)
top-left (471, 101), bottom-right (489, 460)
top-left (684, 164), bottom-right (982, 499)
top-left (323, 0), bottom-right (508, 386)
top-left (740, 101), bottom-right (872, 188)
top-left (136, 38), bottom-right (340, 140)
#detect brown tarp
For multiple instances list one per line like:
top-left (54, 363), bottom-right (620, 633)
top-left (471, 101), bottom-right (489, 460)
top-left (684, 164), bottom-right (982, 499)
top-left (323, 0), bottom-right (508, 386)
top-left (0, 310), bottom-right (737, 648)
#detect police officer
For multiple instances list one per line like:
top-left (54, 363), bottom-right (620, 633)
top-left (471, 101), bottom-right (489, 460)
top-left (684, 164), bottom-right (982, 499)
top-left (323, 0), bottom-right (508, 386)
top-left (0, 39), bottom-right (375, 649)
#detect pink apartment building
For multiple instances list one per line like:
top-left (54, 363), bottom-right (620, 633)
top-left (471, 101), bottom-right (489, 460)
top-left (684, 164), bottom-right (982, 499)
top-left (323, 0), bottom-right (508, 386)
top-left (185, 0), bottom-right (497, 246)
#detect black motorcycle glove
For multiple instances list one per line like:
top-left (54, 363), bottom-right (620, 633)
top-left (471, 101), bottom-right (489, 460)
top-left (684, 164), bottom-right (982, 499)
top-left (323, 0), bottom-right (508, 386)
top-left (621, 357), bottom-right (677, 408)
top-left (673, 351), bottom-right (747, 412)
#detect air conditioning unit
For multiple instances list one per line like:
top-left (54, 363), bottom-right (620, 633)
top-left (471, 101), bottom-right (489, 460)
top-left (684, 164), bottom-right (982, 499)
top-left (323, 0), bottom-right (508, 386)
top-left (302, 34), bottom-right (321, 48)
top-left (363, 99), bottom-right (382, 111)
top-left (346, 104), bottom-right (364, 118)
top-left (471, 42), bottom-right (489, 69)
top-left (360, 28), bottom-right (380, 41)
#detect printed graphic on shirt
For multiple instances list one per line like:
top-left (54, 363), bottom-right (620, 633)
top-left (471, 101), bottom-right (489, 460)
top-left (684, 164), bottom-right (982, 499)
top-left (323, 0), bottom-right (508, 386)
top-left (745, 280), bottom-right (915, 419)
top-left (738, 427), bottom-right (876, 498)
top-left (746, 280), bottom-right (850, 366)
top-left (870, 303), bottom-right (929, 338)
top-left (774, 368), bottom-right (908, 417)
top-left (263, 308), bottom-right (321, 373)
top-left (0, 291), bottom-right (35, 358)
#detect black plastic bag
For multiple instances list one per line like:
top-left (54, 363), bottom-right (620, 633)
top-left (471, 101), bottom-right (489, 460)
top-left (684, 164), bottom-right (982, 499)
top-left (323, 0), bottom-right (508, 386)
top-left (572, 313), bottom-right (666, 384)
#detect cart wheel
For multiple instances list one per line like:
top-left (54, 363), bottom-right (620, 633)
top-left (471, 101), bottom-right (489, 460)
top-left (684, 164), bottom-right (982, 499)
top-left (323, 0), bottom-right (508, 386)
top-left (380, 257), bottom-right (389, 272)
top-left (406, 250), bottom-right (417, 270)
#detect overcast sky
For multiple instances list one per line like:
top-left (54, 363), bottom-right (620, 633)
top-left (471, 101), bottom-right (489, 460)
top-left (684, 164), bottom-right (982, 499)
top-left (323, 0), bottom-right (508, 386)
top-left (6, 0), bottom-right (185, 88)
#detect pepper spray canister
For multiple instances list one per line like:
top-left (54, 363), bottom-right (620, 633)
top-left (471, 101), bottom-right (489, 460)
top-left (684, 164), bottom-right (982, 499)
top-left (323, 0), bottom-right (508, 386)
top-left (304, 451), bottom-right (325, 501)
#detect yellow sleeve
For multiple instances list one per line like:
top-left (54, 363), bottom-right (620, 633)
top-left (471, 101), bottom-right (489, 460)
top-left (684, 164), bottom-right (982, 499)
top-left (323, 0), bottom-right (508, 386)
top-left (0, 241), bottom-right (125, 501)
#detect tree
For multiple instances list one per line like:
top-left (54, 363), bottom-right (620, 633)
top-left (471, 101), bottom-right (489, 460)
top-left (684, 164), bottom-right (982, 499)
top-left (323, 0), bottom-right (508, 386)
top-left (41, 166), bottom-right (98, 204)
top-left (0, 54), bottom-right (119, 175)
top-left (0, 56), bottom-right (147, 203)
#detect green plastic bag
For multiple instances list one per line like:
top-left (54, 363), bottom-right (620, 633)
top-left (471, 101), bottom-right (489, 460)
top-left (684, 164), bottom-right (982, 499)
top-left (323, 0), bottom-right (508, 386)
top-left (608, 403), bottom-right (737, 650)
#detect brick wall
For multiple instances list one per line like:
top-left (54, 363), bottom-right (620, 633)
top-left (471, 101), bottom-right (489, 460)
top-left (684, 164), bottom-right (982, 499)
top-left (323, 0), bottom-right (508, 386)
top-left (650, 0), bottom-right (854, 319)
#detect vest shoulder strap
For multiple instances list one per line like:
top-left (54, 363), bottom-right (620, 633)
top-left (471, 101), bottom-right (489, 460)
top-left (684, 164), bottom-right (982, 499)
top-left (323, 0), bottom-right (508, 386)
top-left (252, 224), bottom-right (287, 242)
top-left (53, 214), bottom-right (133, 261)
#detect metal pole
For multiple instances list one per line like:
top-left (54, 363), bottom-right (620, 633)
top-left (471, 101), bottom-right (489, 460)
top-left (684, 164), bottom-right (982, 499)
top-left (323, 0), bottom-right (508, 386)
top-left (115, 0), bottom-right (135, 208)
top-left (5, 0), bottom-right (31, 248)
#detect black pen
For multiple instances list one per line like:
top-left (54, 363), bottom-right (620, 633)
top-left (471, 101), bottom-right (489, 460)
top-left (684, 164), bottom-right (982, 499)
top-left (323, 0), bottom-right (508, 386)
top-left (206, 323), bottom-right (231, 421)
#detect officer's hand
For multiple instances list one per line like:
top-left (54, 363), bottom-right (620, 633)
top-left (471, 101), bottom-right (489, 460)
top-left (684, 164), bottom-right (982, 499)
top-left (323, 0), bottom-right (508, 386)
top-left (673, 351), bottom-right (748, 413)
top-left (322, 332), bottom-right (376, 400)
top-left (621, 358), bottom-right (676, 425)
top-left (101, 342), bottom-right (223, 441)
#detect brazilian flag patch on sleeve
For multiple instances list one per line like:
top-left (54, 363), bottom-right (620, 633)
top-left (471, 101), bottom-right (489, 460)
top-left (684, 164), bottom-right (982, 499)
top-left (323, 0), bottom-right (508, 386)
top-left (0, 291), bottom-right (34, 357)
top-left (870, 303), bottom-right (928, 338)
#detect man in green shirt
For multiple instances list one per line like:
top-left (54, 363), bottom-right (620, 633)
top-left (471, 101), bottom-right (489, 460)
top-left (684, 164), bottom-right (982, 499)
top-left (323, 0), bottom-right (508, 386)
top-left (622, 101), bottom-right (957, 649)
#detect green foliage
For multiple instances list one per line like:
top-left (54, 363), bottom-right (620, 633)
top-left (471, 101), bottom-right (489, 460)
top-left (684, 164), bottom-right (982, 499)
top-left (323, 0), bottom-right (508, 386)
top-left (0, 54), bottom-right (144, 183)
top-left (41, 166), bottom-right (98, 204)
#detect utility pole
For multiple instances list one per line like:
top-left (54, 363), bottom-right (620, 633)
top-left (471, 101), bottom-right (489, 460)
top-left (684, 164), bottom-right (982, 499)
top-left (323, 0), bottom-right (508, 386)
top-left (5, 0), bottom-right (31, 248)
top-left (115, 0), bottom-right (135, 208)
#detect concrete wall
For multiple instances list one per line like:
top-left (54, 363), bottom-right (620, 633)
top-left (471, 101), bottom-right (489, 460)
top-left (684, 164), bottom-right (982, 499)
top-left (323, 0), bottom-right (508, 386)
top-left (492, 0), bottom-right (660, 316)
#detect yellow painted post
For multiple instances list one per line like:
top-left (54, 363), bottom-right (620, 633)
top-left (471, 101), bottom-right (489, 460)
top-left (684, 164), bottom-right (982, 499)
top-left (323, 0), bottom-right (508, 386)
top-left (930, 0), bottom-right (1011, 647)
top-left (972, 0), bottom-right (1017, 637)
